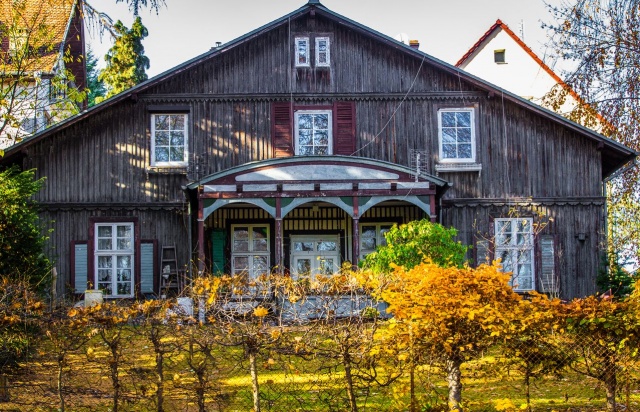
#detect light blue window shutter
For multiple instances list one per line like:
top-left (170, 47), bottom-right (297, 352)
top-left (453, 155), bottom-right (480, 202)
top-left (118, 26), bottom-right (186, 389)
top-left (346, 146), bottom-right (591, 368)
top-left (141, 242), bottom-right (155, 294)
top-left (540, 235), bottom-right (556, 294)
top-left (475, 239), bottom-right (490, 266)
top-left (74, 243), bottom-right (88, 292)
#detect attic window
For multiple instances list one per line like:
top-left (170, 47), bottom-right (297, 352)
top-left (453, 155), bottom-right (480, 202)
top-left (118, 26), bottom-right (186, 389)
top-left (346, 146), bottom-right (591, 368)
top-left (315, 37), bottom-right (330, 67)
top-left (494, 49), bottom-right (506, 64)
top-left (295, 37), bottom-right (310, 67)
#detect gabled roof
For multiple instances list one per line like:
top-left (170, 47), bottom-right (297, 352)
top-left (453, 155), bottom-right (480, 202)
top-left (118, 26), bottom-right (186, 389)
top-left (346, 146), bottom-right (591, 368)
top-left (0, 0), bottom-right (78, 74)
top-left (2, 0), bottom-right (637, 177)
top-left (456, 19), bottom-right (585, 107)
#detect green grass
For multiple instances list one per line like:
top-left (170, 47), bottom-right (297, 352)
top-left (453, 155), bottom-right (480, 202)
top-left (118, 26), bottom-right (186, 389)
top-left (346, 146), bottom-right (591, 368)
top-left (0, 325), bottom-right (638, 411)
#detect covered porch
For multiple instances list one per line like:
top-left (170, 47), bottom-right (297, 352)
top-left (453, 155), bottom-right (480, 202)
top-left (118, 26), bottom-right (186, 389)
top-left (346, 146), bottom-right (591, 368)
top-left (187, 156), bottom-right (449, 279)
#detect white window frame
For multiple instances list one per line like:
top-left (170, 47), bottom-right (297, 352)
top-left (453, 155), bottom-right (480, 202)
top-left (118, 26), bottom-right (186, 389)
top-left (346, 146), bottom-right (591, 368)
top-left (151, 113), bottom-right (188, 167)
top-left (315, 36), bottom-right (330, 67)
top-left (94, 222), bottom-right (135, 298)
top-left (290, 234), bottom-right (340, 281)
top-left (230, 224), bottom-right (270, 284)
top-left (437, 108), bottom-right (476, 163)
top-left (359, 223), bottom-right (394, 260)
top-left (295, 37), bottom-right (310, 67)
top-left (494, 218), bottom-right (535, 292)
top-left (294, 110), bottom-right (333, 155)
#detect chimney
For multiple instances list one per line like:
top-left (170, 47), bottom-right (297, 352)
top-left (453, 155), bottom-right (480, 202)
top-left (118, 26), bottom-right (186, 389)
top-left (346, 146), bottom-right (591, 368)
top-left (409, 40), bottom-right (420, 49)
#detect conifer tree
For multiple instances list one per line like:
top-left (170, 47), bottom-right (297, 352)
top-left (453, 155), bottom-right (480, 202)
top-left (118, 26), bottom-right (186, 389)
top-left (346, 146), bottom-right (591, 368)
top-left (99, 17), bottom-right (150, 99)
top-left (85, 47), bottom-right (106, 107)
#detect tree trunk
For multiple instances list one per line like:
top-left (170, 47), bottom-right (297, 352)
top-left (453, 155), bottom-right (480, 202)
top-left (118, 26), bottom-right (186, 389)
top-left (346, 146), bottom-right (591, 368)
top-left (604, 366), bottom-right (617, 412)
top-left (0, 375), bottom-right (8, 402)
top-left (57, 354), bottom-right (65, 412)
top-left (155, 350), bottom-right (164, 412)
top-left (445, 357), bottom-right (463, 411)
top-left (343, 356), bottom-right (358, 412)
top-left (249, 351), bottom-right (261, 412)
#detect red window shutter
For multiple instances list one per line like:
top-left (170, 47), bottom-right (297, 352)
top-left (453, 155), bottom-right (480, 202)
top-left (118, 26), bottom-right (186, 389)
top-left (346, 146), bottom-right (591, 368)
top-left (271, 102), bottom-right (293, 157)
top-left (333, 101), bottom-right (356, 155)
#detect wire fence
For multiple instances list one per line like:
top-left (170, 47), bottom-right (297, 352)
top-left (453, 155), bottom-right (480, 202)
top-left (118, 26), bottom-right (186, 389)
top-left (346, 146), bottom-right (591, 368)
top-left (1, 300), bottom-right (639, 412)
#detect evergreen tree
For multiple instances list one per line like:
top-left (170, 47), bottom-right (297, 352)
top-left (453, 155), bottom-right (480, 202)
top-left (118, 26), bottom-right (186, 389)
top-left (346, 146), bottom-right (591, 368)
top-left (85, 47), bottom-right (106, 107)
top-left (99, 17), bottom-right (150, 99)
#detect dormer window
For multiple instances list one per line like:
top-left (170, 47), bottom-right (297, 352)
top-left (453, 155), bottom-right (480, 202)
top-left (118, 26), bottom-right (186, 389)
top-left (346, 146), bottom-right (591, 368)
top-left (315, 37), bottom-right (330, 67)
top-left (494, 49), bottom-right (506, 64)
top-left (295, 37), bottom-right (310, 67)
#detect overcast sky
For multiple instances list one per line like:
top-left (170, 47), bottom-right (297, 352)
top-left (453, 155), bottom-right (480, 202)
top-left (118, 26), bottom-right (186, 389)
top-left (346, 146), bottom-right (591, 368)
top-left (86, 0), bottom-right (563, 78)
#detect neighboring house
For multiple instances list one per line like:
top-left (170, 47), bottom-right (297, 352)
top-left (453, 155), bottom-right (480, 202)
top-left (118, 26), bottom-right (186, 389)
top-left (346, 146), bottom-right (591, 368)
top-left (0, 0), bottom-right (86, 149)
top-left (456, 19), bottom-right (590, 123)
top-left (0, 0), bottom-right (636, 301)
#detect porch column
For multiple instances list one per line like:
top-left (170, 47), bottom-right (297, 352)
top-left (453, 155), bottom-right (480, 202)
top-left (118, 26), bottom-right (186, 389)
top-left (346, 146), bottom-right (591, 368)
top-left (352, 196), bottom-right (360, 268)
top-left (275, 198), bottom-right (284, 275)
top-left (197, 188), bottom-right (205, 273)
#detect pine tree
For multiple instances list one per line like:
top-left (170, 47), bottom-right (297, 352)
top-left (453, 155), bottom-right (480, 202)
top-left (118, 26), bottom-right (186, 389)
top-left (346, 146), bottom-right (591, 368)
top-left (99, 17), bottom-right (149, 99)
top-left (86, 47), bottom-right (106, 106)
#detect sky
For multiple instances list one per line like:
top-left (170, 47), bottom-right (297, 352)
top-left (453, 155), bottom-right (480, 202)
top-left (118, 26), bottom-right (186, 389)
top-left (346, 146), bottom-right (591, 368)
top-left (86, 0), bottom-right (564, 78)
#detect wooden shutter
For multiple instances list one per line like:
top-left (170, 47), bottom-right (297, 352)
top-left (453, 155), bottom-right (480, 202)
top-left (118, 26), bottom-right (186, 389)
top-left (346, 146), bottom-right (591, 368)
top-left (475, 239), bottom-right (491, 267)
top-left (72, 242), bottom-right (88, 293)
top-left (539, 235), bottom-right (557, 294)
top-left (333, 101), bottom-right (356, 155)
top-left (271, 102), bottom-right (293, 157)
top-left (140, 240), bottom-right (157, 295)
top-left (211, 229), bottom-right (226, 276)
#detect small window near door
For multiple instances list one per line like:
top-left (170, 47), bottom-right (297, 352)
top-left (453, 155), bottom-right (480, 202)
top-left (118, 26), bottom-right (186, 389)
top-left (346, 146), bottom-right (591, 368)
top-left (290, 235), bottom-right (340, 281)
top-left (360, 223), bottom-right (393, 260)
top-left (231, 225), bottom-right (270, 287)
top-left (295, 37), bottom-right (310, 67)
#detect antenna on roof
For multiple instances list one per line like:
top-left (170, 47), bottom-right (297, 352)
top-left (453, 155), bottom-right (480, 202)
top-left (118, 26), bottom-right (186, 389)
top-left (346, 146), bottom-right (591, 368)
top-left (410, 149), bottom-right (429, 182)
top-left (394, 33), bottom-right (410, 45)
top-left (519, 19), bottom-right (525, 40)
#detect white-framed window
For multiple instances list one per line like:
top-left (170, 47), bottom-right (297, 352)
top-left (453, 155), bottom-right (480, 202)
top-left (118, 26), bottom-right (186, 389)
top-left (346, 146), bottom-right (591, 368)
top-left (315, 37), bottom-right (330, 67)
top-left (295, 37), bottom-right (310, 67)
top-left (494, 49), bottom-right (506, 64)
top-left (95, 223), bottom-right (135, 298)
top-left (295, 110), bottom-right (332, 155)
top-left (151, 113), bottom-right (188, 166)
top-left (438, 108), bottom-right (476, 163)
top-left (495, 218), bottom-right (534, 291)
top-left (360, 223), bottom-right (393, 260)
top-left (231, 224), bottom-right (270, 284)
top-left (290, 234), bottom-right (340, 281)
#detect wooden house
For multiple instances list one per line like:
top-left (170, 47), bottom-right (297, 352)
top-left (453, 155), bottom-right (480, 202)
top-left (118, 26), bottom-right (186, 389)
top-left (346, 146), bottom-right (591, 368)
top-left (0, 0), bottom-right (636, 301)
top-left (0, 0), bottom-right (86, 148)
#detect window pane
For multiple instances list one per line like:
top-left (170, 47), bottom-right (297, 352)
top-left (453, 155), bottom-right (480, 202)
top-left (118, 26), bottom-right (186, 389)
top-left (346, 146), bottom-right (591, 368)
top-left (294, 241), bottom-right (314, 251)
top-left (234, 240), bottom-right (249, 252)
top-left (456, 111), bottom-right (471, 127)
top-left (117, 282), bottom-right (131, 295)
top-left (299, 130), bottom-right (312, 145)
top-left (441, 112), bottom-right (456, 127)
top-left (458, 128), bottom-right (472, 142)
top-left (314, 114), bottom-right (329, 129)
top-left (98, 257), bottom-right (112, 269)
top-left (155, 148), bottom-right (169, 162)
top-left (459, 144), bottom-right (472, 159)
top-left (299, 146), bottom-right (314, 155)
top-left (518, 219), bottom-right (531, 233)
top-left (253, 256), bottom-right (269, 276)
top-left (380, 226), bottom-right (392, 246)
top-left (442, 144), bottom-right (456, 158)
top-left (170, 132), bottom-right (184, 146)
top-left (296, 259), bottom-right (311, 276)
top-left (98, 269), bottom-right (111, 281)
top-left (155, 115), bottom-right (169, 130)
top-left (171, 115), bottom-right (185, 129)
top-left (317, 241), bottom-right (337, 251)
top-left (234, 256), bottom-right (249, 271)
top-left (314, 146), bottom-right (328, 155)
top-left (298, 115), bottom-right (312, 130)
top-left (117, 269), bottom-right (131, 281)
top-left (442, 128), bottom-right (457, 143)
top-left (98, 239), bottom-right (112, 250)
top-left (117, 238), bottom-right (131, 250)
top-left (320, 259), bottom-right (334, 275)
top-left (170, 147), bottom-right (185, 162)
top-left (117, 225), bottom-right (131, 238)
top-left (314, 131), bottom-right (329, 146)
top-left (361, 238), bottom-right (376, 250)
top-left (98, 226), bottom-right (112, 237)
top-left (117, 255), bottom-right (131, 269)
top-left (99, 284), bottom-right (113, 295)
top-left (155, 131), bottom-right (170, 145)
